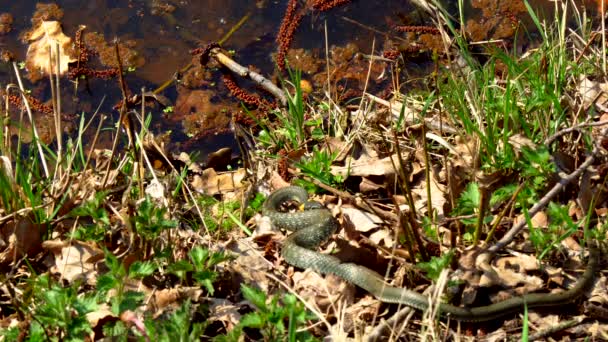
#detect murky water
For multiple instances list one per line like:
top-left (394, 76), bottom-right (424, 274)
top-left (0, 0), bottom-right (602, 160)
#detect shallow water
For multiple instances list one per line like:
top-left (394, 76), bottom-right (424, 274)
top-left (0, 0), bottom-right (602, 159)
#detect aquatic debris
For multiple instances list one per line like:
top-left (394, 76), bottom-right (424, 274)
top-left (222, 73), bottom-right (272, 109)
top-left (193, 42), bottom-right (286, 106)
top-left (67, 26), bottom-right (119, 80)
top-left (82, 31), bottom-right (144, 70)
top-left (393, 25), bottom-right (440, 35)
top-left (30, 3), bottom-right (64, 26)
top-left (276, 0), bottom-right (305, 72)
top-left (0, 13), bottom-right (13, 35)
top-left (24, 20), bottom-right (76, 82)
top-left (275, 0), bottom-right (352, 72)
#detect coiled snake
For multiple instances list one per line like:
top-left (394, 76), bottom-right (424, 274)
top-left (263, 186), bottom-right (599, 322)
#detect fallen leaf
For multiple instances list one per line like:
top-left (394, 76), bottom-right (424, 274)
top-left (292, 269), bottom-right (356, 312)
top-left (208, 298), bottom-right (242, 331)
top-left (368, 229), bottom-right (394, 247)
top-left (0, 218), bottom-right (43, 265)
top-left (25, 21), bottom-right (76, 81)
top-left (42, 239), bottom-right (104, 284)
top-left (342, 207), bottom-right (382, 233)
top-left (191, 168), bottom-right (246, 195)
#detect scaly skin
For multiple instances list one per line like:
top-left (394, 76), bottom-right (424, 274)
top-left (263, 186), bottom-right (599, 322)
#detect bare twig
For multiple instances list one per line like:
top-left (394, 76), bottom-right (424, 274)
top-left (544, 119), bottom-right (608, 146)
top-left (210, 48), bottom-right (287, 106)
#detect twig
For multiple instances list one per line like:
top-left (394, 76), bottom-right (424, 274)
top-left (544, 119), bottom-right (608, 146)
top-left (210, 48), bottom-right (287, 106)
top-left (527, 317), bottom-right (584, 341)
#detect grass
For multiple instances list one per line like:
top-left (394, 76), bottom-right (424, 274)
top-left (1, 0), bottom-right (607, 340)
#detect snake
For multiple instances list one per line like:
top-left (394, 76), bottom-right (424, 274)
top-left (262, 186), bottom-right (600, 322)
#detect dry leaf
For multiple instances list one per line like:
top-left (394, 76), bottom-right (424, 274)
top-left (145, 179), bottom-right (167, 206)
top-left (412, 176), bottom-right (447, 218)
top-left (292, 269), bottom-right (355, 311)
top-left (42, 239), bottom-right (104, 284)
top-left (25, 21), bottom-right (76, 81)
top-left (0, 218), bottom-right (43, 265)
top-left (368, 229), bottom-right (393, 247)
top-left (342, 207), bottom-right (382, 233)
top-left (225, 237), bottom-right (272, 292)
top-left (208, 299), bottom-right (242, 330)
top-left (332, 153), bottom-right (408, 178)
top-left (577, 76), bottom-right (608, 109)
top-left (191, 168), bottom-right (246, 195)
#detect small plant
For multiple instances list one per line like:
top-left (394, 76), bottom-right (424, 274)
top-left (134, 196), bottom-right (178, 241)
top-left (528, 202), bottom-right (578, 259)
top-left (144, 300), bottom-right (207, 341)
top-left (215, 285), bottom-right (317, 342)
top-left (97, 251), bottom-right (156, 315)
top-left (196, 195), bottom-right (245, 232)
top-left (166, 246), bottom-right (231, 295)
top-left (417, 251), bottom-right (454, 281)
top-left (295, 147), bottom-right (342, 187)
top-left (21, 274), bottom-right (97, 341)
top-left (250, 68), bottom-right (327, 150)
top-left (68, 190), bottom-right (111, 241)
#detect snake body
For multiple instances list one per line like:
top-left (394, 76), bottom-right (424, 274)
top-left (263, 186), bottom-right (599, 322)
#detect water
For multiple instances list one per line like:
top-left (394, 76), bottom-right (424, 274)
top-left (0, 0), bottom-right (601, 160)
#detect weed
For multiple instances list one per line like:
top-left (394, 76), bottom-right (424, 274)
top-left (97, 251), bottom-right (155, 315)
top-left (15, 274), bottom-right (97, 341)
top-left (134, 196), bottom-right (178, 242)
top-left (68, 190), bottom-right (111, 241)
top-left (166, 246), bottom-right (231, 295)
top-left (295, 147), bottom-right (342, 187)
top-left (417, 251), bottom-right (454, 281)
top-left (144, 300), bottom-right (207, 342)
top-left (215, 284), bottom-right (317, 342)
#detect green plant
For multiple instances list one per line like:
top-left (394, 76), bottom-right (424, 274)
top-left (21, 274), bottom-right (96, 341)
top-left (215, 285), bottom-right (317, 342)
top-left (438, 1), bottom-right (594, 175)
top-left (250, 68), bottom-right (325, 150)
top-left (528, 202), bottom-right (579, 259)
top-left (196, 195), bottom-right (246, 233)
top-left (68, 190), bottom-right (111, 241)
top-left (96, 251), bottom-right (156, 315)
top-left (295, 147), bottom-right (342, 187)
top-left (416, 251), bottom-right (454, 281)
top-left (134, 196), bottom-right (178, 241)
top-left (166, 246), bottom-right (231, 294)
top-left (144, 300), bottom-right (207, 342)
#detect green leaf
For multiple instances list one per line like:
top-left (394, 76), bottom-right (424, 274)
top-left (97, 274), bottom-right (119, 294)
top-left (189, 247), bottom-right (210, 270)
top-left (241, 285), bottom-right (267, 312)
top-left (166, 260), bottom-right (194, 280)
top-left (128, 261), bottom-right (156, 279)
top-left (240, 312), bottom-right (264, 328)
top-left (416, 250), bottom-right (454, 281)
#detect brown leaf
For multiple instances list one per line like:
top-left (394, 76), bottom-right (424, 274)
top-left (292, 269), bottom-right (356, 312)
top-left (191, 168), bottom-right (246, 195)
top-left (0, 218), bottom-right (43, 265)
top-left (25, 21), bottom-right (76, 81)
top-left (208, 298), bottom-right (241, 331)
top-left (341, 207), bottom-right (382, 233)
top-left (42, 239), bottom-right (104, 284)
